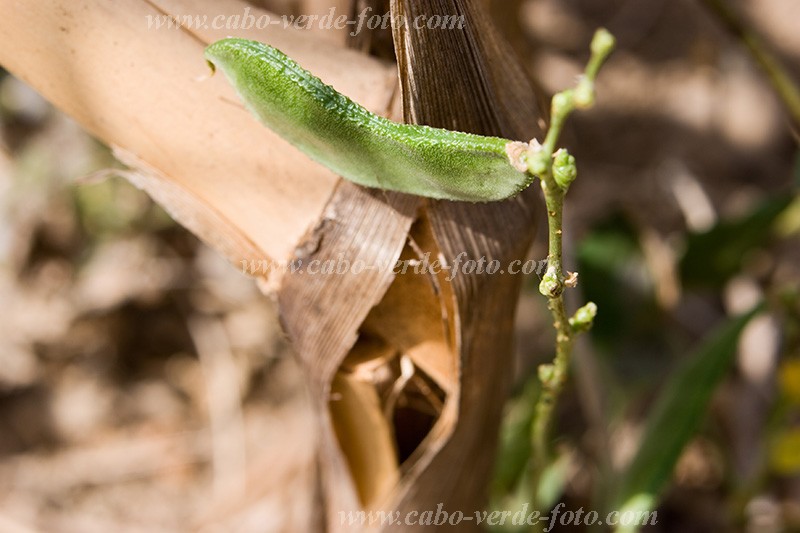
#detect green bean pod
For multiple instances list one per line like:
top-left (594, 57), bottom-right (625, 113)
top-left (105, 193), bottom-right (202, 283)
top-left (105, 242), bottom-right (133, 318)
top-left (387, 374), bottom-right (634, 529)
top-left (205, 38), bottom-right (531, 202)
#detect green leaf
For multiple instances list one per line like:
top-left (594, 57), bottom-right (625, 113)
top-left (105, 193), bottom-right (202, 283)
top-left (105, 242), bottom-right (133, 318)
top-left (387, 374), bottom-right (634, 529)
top-left (610, 305), bottom-right (762, 532)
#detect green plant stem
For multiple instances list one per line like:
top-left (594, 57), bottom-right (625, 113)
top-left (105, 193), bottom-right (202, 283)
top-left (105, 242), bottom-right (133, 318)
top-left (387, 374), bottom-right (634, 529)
top-left (533, 207), bottom-right (574, 466)
top-left (531, 143), bottom-right (573, 499)
top-left (528, 29), bottom-right (613, 514)
top-left (699, 0), bottom-right (800, 129)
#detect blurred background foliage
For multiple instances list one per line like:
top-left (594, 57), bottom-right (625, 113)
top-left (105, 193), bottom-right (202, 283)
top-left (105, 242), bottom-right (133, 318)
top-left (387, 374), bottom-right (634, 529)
top-left (1, 0), bottom-right (799, 531)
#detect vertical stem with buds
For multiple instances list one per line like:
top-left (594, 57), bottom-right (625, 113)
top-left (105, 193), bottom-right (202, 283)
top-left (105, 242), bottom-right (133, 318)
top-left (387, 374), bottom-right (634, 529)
top-left (527, 28), bottom-right (615, 506)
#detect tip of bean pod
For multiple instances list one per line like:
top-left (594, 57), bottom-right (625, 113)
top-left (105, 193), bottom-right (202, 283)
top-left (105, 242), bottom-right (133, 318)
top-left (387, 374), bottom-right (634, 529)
top-left (505, 141), bottom-right (530, 172)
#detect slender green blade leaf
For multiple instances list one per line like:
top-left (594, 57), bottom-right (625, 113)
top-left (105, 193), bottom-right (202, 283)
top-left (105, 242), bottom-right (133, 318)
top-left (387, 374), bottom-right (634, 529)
top-left (611, 306), bottom-right (762, 531)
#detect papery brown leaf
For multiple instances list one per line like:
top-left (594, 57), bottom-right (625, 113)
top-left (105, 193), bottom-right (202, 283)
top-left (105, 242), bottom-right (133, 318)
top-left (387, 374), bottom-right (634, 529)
top-left (0, 1), bottom-right (547, 531)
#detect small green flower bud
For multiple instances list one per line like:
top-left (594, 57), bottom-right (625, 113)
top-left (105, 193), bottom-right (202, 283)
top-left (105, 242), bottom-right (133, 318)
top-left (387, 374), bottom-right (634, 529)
top-left (551, 89), bottom-right (575, 119)
top-left (569, 301), bottom-right (598, 333)
top-left (552, 148), bottom-right (577, 189)
top-left (591, 28), bottom-right (616, 59)
top-left (539, 265), bottom-right (563, 298)
top-left (526, 140), bottom-right (549, 177)
top-left (538, 363), bottom-right (555, 385)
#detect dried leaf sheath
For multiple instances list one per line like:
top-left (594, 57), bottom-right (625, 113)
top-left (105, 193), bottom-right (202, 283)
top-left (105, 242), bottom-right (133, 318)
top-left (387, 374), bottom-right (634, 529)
top-left (330, 0), bottom-right (549, 529)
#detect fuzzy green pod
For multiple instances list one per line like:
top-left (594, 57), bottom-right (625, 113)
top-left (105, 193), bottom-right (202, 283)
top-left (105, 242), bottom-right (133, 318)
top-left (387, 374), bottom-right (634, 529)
top-left (204, 38), bottom-right (532, 202)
